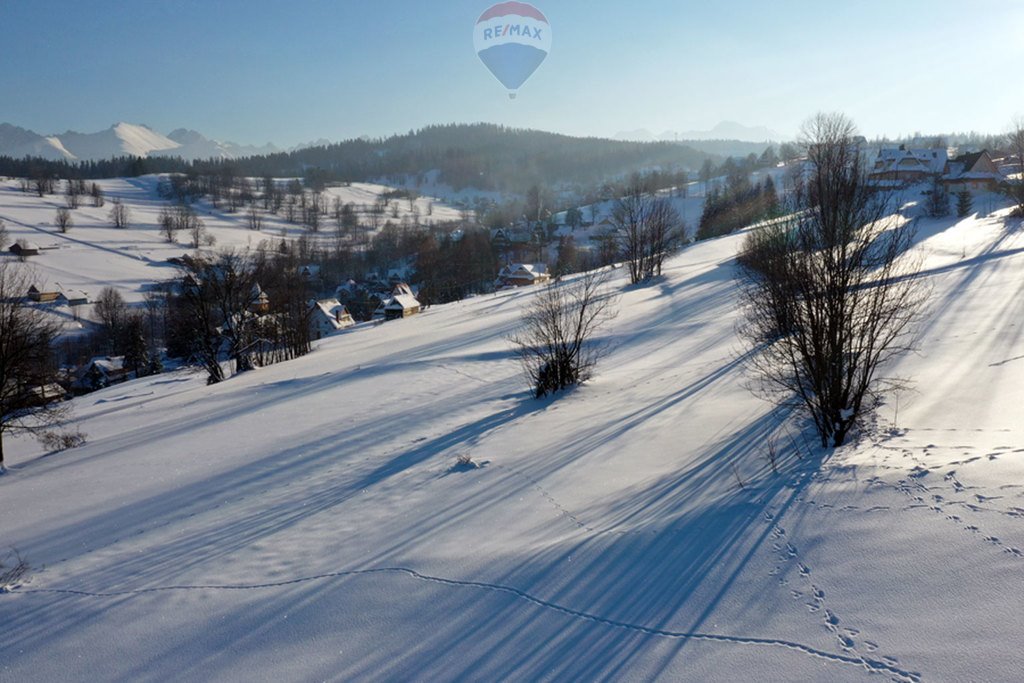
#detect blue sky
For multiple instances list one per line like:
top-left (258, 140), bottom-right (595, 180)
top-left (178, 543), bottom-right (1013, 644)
top-left (1, 0), bottom-right (1021, 146)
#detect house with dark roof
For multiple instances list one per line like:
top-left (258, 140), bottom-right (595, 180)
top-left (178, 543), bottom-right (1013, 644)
top-left (73, 357), bottom-right (130, 392)
top-left (9, 241), bottom-right (40, 257)
top-left (942, 150), bottom-right (1002, 194)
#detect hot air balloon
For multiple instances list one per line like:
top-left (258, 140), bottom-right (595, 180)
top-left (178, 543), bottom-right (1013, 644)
top-left (473, 2), bottom-right (551, 99)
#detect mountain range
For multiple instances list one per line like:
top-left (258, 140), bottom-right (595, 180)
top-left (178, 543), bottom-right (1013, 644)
top-left (0, 122), bottom-right (282, 161)
top-left (614, 121), bottom-right (785, 143)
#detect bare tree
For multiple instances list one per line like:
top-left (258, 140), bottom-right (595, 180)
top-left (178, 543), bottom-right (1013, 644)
top-left (159, 205), bottom-right (177, 242)
top-left (0, 220), bottom-right (7, 251)
top-left (108, 198), bottom-right (131, 229)
top-left (509, 272), bottom-right (618, 398)
top-left (54, 207), bottom-right (72, 233)
top-left (176, 204), bottom-right (206, 248)
top-left (0, 262), bottom-right (67, 468)
top-left (736, 113), bottom-right (927, 448)
top-left (94, 286), bottom-right (128, 353)
top-left (32, 174), bottom-right (54, 197)
top-left (64, 180), bottom-right (80, 209)
top-left (171, 251), bottom-right (263, 383)
top-left (1006, 118), bottom-right (1024, 215)
top-left (90, 183), bottom-right (105, 208)
top-left (925, 177), bottom-right (950, 218)
top-left (247, 205), bottom-right (263, 231)
top-left (610, 186), bottom-right (681, 284)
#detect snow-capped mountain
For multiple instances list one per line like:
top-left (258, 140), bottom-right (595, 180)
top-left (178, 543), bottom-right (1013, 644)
top-left (0, 122), bottom-right (282, 161)
top-left (615, 121), bottom-right (785, 143)
top-left (0, 123), bottom-right (76, 161)
top-left (151, 129), bottom-right (280, 160)
top-left (56, 123), bottom-right (182, 160)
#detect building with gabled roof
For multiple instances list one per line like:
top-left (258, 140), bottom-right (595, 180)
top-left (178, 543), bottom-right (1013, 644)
top-left (496, 263), bottom-right (551, 288)
top-left (868, 147), bottom-right (947, 186)
top-left (309, 298), bottom-right (355, 339)
top-left (942, 150), bottom-right (1002, 194)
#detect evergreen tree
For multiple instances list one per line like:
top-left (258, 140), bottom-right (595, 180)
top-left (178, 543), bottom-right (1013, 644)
top-left (555, 235), bottom-right (578, 276)
top-left (956, 190), bottom-right (973, 218)
top-left (121, 315), bottom-right (149, 378)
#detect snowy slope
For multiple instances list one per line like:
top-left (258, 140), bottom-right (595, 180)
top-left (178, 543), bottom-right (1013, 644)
top-left (1, 201), bottom-right (1023, 681)
top-left (0, 176), bottom-right (466, 322)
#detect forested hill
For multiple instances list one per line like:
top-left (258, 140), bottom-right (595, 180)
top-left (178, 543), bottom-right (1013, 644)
top-left (264, 124), bottom-right (715, 192)
top-left (0, 124), bottom-right (716, 197)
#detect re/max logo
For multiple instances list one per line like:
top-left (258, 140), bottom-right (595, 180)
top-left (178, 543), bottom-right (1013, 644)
top-left (482, 24), bottom-right (543, 41)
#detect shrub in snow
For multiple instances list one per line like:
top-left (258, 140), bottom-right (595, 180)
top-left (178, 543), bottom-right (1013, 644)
top-left (0, 549), bottom-right (29, 592)
top-left (37, 428), bottom-right (87, 453)
top-left (509, 272), bottom-right (617, 399)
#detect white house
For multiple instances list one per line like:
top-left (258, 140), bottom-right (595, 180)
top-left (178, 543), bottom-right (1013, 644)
top-left (309, 298), bottom-right (354, 339)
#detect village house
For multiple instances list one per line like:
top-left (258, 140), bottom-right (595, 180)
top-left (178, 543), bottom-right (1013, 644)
top-left (27, 284), bottom-right (61, 303)
top-left (1, 379), bottom-right (67, 410)
top-left (250, 284), bottom-right (270, 315)
top-left (24, 383), bottom-right (68, 407)
top-left (309, 298), bottom-right (355, 339)
top-left (73, 357), bottom-right (130, 392)
top-left (382, 294), bottom-right (421, 320)
top-left (496, 263), bottom-right (551, 288)
top-left (867, 147), bottom-right (948, 186)
top-left (9, 241), bottom-right (41, 258)
top-left (942, 150), bottom-right (1003, 194)
top-left (299, 264), bottom-right (321, 281)
top-left (373, 283), bottom-right (421, 321)
top-left (59, 289), bottom-right (89, 307)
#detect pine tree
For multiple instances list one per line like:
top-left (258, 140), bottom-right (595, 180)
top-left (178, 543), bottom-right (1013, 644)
top-left (122, 316), bottom-right (149, 379)
top-left (956, 190), bottom-right (973, 218)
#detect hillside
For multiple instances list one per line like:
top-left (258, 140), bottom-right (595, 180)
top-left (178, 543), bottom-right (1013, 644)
top-left (1, 197), bottom-right (1022, 680)
top-left (1, 124), bottom-right (718, 200)
top-left (0, 175), bottom-right (465, 330)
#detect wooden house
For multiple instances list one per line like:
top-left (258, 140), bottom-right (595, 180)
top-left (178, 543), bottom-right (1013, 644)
top-left (27, 285), bottom-right (61, 303)
top-left (9, 241), bottom-right (41, 257)
top-left (942, 150), bottom-right (1003, 194)
top-left (868, 147), bottom-right (947, 186)
top-left (379, 293), bottom-right (421, 320)
top-left (250, 284), bottom-right (270, 315)
top-left (496, 263), bottom-right (551, 288)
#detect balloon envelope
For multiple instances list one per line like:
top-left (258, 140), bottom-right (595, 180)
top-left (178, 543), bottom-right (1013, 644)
top-left (474, 2), bottom-right (551, 95)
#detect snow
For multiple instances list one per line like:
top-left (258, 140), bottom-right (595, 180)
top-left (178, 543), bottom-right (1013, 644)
top-left (0, 175), bottom-right (465, 332)
top-left (57, 123), bottom-right (181, 160)
top-left (1, 191), bottom-right (1023, 680)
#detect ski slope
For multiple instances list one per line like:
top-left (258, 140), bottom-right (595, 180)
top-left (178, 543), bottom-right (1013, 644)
top-left (1, 201), bottom-right (1023, 681)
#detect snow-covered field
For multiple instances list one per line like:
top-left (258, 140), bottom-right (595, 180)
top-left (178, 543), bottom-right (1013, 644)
top-left (0, 176), bottom-right (465, 327)
top-left (1, 199), bottom-right (1023, 681)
